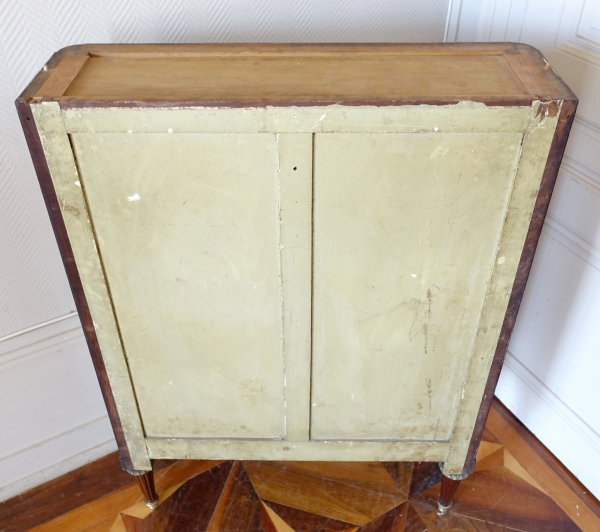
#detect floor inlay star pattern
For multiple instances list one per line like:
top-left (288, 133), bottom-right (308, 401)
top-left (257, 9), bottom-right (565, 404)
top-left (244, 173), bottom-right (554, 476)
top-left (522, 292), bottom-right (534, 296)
top-left (112, 440), bottom-right (580, 532)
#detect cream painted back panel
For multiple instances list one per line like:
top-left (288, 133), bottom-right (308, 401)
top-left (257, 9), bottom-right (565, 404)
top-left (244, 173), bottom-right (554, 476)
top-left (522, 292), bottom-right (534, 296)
top-left (71, 133), bottom-right (285, 439)
top-left (51, 103), bottom-right (555, 466)
top-left (311, 132), bottom-right (523, 441)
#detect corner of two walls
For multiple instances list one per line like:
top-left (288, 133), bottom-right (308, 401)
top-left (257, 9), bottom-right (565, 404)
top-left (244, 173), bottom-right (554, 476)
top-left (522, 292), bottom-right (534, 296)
top-left (448, 0), bottom-right (600, 500)
top-left (0, 0), bottom-right (451, 504)
top-left (0, 314), bottom-right (116, 502)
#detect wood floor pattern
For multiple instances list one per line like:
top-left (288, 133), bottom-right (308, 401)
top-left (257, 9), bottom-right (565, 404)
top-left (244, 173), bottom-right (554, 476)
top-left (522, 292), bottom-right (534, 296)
top-left (2, 399), bottom-right (599, 532)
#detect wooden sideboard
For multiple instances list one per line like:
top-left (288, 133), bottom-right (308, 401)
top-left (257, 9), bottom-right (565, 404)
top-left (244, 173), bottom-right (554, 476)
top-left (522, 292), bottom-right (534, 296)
top-left (16, 43), bottom-right (576, 511)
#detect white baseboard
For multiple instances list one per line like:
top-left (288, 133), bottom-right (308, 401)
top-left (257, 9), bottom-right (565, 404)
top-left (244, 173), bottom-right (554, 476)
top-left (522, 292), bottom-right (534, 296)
top-left (0, 313), bottom-right (117, 502)
top-left (0, 417), bottom-right (116, 502)
top-left (496, 351), bottom-right (600, 499)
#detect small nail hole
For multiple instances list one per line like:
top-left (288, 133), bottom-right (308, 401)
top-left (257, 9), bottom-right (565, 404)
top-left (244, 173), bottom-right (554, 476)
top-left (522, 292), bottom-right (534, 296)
top-left (293, 166), bottom-right (297, 171)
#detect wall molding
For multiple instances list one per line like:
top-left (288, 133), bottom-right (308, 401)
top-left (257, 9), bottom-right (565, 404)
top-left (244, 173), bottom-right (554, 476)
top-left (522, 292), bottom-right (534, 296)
top-left (0, 312), bottom-right (82, 370)
top-left (444, 0), bottom-right (462, 42)
top-left (543, 154), bottom-right (600, 272)
top-left (544, 212), bottom-right (600, 271)
top-left (497, 350), bottom-right (600, 498)
top-left (445, 0), bottom-right (493, 42)
top-left (0, 416), bottom-right (115, 502)
top-left (0, 313), bottom-right (116, 502)
top-left (573, 114), bottom-right (600, 140)
top-left (555, 0), bottom-right (600, 67)
top-left (444, 0), bottom-right (526, 43)
top-left (556, 35), bottom-right (600, 67)
top-left (561, 158), bottom-right (600, 196)
top-left (0, 310), bottom-right (79, 343)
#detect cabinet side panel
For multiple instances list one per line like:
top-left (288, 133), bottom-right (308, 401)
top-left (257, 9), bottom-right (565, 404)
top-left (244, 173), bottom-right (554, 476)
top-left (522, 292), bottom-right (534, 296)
top-left (16, 100), bottom-right (135, 471)
top-left (71, 133), bottom-right (285, 439)
top-left (30, 102), bottom-right (151, 470)
top-left (443, 102), bottom-right (560, 473)
top-left (311, 129), bottom-right (525, 442)
top-left (462, 99), bottom-right (577, 474)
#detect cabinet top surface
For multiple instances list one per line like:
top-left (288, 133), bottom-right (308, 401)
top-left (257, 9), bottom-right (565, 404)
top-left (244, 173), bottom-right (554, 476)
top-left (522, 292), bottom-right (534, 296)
top-left (20, 43), bottom-right (576, 107)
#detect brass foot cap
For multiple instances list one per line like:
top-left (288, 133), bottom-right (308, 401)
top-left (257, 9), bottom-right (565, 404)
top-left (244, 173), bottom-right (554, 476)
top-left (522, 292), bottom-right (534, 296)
top-left (437, 499), bottom-right (452, 515)
top-left (144, 497), bottom-right (159, 510)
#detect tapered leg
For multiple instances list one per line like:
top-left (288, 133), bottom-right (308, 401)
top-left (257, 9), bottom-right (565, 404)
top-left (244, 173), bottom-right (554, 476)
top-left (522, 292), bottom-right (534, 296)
top-left (438, 475), bottom-right (462, 514)
top-left (132, 470), bottom-right (159, 509)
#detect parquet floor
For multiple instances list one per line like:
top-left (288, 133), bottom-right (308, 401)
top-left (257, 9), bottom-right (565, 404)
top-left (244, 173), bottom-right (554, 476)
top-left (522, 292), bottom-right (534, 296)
top-left (2, 400), bottom-right (599, 532)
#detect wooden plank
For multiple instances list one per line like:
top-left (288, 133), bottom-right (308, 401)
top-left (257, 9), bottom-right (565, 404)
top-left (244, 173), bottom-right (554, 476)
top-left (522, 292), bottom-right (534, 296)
top-left (63, 54), bottom-right (527, 102)
top-left (16, 46), bottom-right (83, 101)
top-left (504, 51), bottom-right (557, 96)
top-left (15, 100), bottom-right (136, 470)
top-left (78, 43), bottom-right (523, 57)
top-left (22, 43), bottom-right (574, 106)
top-left (277, 134), bottom-right (313, 442)
top-left (34, 54), bottom-right (89, 99)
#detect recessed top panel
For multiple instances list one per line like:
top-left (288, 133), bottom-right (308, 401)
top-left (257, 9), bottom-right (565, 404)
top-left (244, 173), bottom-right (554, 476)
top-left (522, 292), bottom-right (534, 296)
top-left (66, 54), bottom-right (525, 102)
top-left (24, 43), bottom-right (575, 105)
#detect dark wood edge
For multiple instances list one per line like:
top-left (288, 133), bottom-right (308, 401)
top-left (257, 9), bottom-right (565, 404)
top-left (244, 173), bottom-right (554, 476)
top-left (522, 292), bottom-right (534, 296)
top-left (58, 97), bottom-right (540, 109)
top-left (14, 99), bottom-right (135, 472)
top-left (491, 398), bottom-right (600, 520)
top-left (461, 97), bottom-right (578, 476)
top-left (79, 41), bottom-right (524, 54)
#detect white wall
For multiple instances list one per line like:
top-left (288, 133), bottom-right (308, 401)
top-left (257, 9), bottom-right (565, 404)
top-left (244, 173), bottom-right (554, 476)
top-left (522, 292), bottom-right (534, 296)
top-left (0, 0), bottom-right (449, 502)
top-left (448, 0), bottom-right (600, 500)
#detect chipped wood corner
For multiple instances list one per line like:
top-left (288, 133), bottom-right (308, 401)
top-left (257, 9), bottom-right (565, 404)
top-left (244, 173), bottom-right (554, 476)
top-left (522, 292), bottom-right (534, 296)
top-left (536, 100), bottom-right (562, 121)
